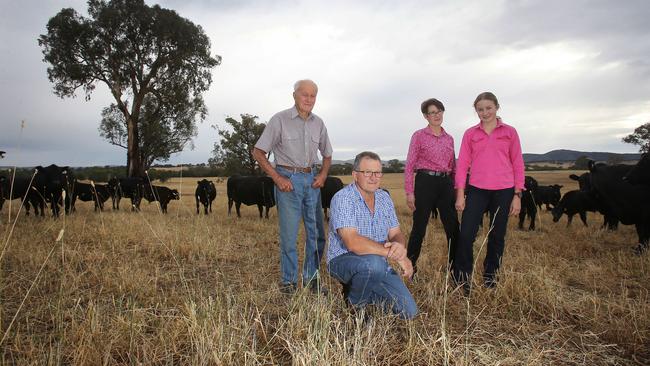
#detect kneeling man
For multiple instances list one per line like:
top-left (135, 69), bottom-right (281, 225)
top-left (327, 151), bottom-right (417, 319)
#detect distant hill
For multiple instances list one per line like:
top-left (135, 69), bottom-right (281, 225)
top-left (332, 149), bottom-right (641, 166)
top-left (522, 149), bottom-right (640, 163)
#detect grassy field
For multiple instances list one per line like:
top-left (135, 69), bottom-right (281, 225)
top-left (1, 171), bottom-right (648, 365)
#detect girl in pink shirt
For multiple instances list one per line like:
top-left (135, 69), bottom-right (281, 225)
top-left (453, 92), bottom-right (525, 294)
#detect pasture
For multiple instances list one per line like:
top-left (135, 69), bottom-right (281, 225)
top-left (1, 171), bottom-right (648, 364)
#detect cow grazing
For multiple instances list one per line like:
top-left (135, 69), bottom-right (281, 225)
top-left (143, 185), bottom-right (180, 214)
top-left (518, 176), bottom-right (538, 231)
top-left (70, 181), bottom-right (111, 211)
top-left (33, 164), bottom-right (73, 217)
top-left (108, 177), bottom-right (145, 211)
top-left (624, 154), bottom-right (649, 186)
top-left (534, 184), bottom-right (562, 210)
top-left (569, 171), bottom-right (621, 230)
top-left (227, 175), bottom-right (275, 218)
top-left (551, 189), bottom-right (599, 227)
top-left (588, 161), bottom-right (650, 253)
top-left (320, 176), bottom-right (344, 219)
top-left (195, 179), bottom-right (217, 214)
top-left (0, 175), bottom-right (45, 215)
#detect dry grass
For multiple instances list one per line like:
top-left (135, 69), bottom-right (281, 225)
top-left (1, 172), bottom-right (649, 365)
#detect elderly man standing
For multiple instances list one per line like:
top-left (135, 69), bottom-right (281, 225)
top-left (253, 79), bottom-right (333, 295)
top-left (327, 151), bottom-right (417, 319)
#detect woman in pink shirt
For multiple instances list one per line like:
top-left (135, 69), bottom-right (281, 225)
top-left (404, 98), bottom-right (459, 277)
top-left (453, 92), bottom-right (525, 294)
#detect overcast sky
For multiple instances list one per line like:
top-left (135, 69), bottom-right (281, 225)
top-left (1, 0), bottom-right (649, 167)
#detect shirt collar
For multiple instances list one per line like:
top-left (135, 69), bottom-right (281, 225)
top-left (291, 105), bottom-right (314, 121)
top-left (422, 126), bottom-right (448, 137)
top-left (471, 117), bottom-right (504, 132)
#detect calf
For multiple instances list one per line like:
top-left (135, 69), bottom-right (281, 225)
top-left (143, 185), bottom-right (180, 214)
top-left (70, 181), bottom-right (111, 211)
top-left (108, 177), bottom-right (145, 211)
top-left (227, 175), bottom-right (275, 218)
top-left (569, 171), bottom-right (621, 230)
top-left (518, 176), bottom-right (538, 231)
top-left (32, 164), bottom-right (73, 217)
top-left (0, 175), bottom-right (45, 215)
top-left (551, 190), bottom-right (599, 227)
top-left (195, 179), bottom-right (217, 214)
top-left (534, 184), bottom-right (562, 210)
top-left (320, 176), bottom-right (344, 219)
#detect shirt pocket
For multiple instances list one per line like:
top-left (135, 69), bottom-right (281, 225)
top-left (281, 128), bottom-right (301, 145)
top-left (495, 134), bottom-right (511, 152)
top-left (310, 130), bottom-right (321, 150)
top-left (470, 134), bottom-right (488, 153)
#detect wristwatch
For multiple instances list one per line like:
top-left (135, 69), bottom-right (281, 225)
top-left (514, 191), bottom-right (522, 198)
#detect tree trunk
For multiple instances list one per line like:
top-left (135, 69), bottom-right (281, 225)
top-left (127, 115), bottom-right (144, 177)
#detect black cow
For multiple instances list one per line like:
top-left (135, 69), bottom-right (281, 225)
top-left (227, 176), bottom-right (275, 218)
top-left (551, 189), bottom-right (599, 227)
top-left (320, 176), bottom-right (344, 219)
top-left (588, 161), bottom-right (650, 253)
top-left (70, 181), bottom-right (111, 211)
top-left (195, 179), bottom-right (217, 215)
top-left (108, 177), bottom-right (145, 211)
top-left (624, 154), bottom-right (649, 186)
top-left (518, 176), bottom-right (538, 230)
top-left (534, 184), bottom-right (562, 210)
top-left (143, 185), bottom-right (180, 214)
top-left (0, 175), bottom-right (45, 215)
top-left (32, 164), bottom-right (73, 217)
top-left (569, 171), bottom-right (622, 230)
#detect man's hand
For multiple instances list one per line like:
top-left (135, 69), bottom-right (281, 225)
top-left (273, 175), bottom-right (293, 192)
top-left (398, 257), bottom-right (414, 279)
top-left (406, 194), bottom-right (416, 212)
top-left (384, 241), bottom-right (407, 261)
top-left (311, 173), bottom-right (327, 189)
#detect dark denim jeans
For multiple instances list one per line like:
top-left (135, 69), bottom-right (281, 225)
top-left (275, 166), bottom-right (321, 285)
top-left (328, 253), bottom-right (418, 319)
top-left (453, 185), bottom-right (514, 287)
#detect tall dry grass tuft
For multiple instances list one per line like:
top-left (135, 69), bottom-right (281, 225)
top-left (0, 172), bottom-right (648, 364)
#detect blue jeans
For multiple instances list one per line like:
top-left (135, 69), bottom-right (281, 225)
top-left (328, 253), bottom-right (418, 319)
top-left (275, 167), bottom-right (322, 285)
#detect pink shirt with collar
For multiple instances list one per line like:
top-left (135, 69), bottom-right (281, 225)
top-left (454, 118), bottom-right (525, 191)
top-left (404, 126), bottom-right (456, 195)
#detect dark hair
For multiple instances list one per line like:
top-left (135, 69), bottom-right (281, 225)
top-left (420, 98), bottom-right (445, 114)
top-left (353, 151), bottom-right (381, 171)
top-left (473, 92), bottom-right (499, 109)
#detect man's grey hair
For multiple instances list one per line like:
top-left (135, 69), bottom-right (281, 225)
top-left (293, 79), bottom-right (318, 93)
top-left (353, 151), bottom-right (382, 171)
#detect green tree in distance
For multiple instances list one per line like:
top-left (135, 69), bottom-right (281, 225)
top-left (210, 114), bottom-right (266, 175)
top-left (39, 0), bottom-right (220, 177)
top-left (622, 122), bottom-right (650, 153)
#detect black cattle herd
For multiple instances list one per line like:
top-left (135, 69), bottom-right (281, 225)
top-left (1, 155), bottom-right (648, 253)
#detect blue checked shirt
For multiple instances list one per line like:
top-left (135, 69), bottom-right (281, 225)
top-left (327, 183), bottom-right (400, 263)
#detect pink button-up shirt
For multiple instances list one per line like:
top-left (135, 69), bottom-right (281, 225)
top-left (455, 119), bottom-right (525, 191)
top-left (404, 127), bottom-right (456, 195)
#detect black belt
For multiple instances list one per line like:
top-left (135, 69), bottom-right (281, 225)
top-left (277, 164), bottom-right (312, 173)
top-left (417, 169), bottom-right (450, 177)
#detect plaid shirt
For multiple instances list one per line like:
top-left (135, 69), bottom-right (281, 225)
top-left (327, 183), bottom-right (399, 263)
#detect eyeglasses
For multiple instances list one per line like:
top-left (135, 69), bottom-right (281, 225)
top-left (355, 170), bottom-right (383, 178)
top-left (425, 110), bottom-right (444, 116)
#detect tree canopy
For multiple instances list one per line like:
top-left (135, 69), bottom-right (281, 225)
top-left (622, 122), bottom-right (650, 153)
top-left (209, 114), bottom-right (265, 175)
top-left (39, 0), bottom-right (220, 176)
